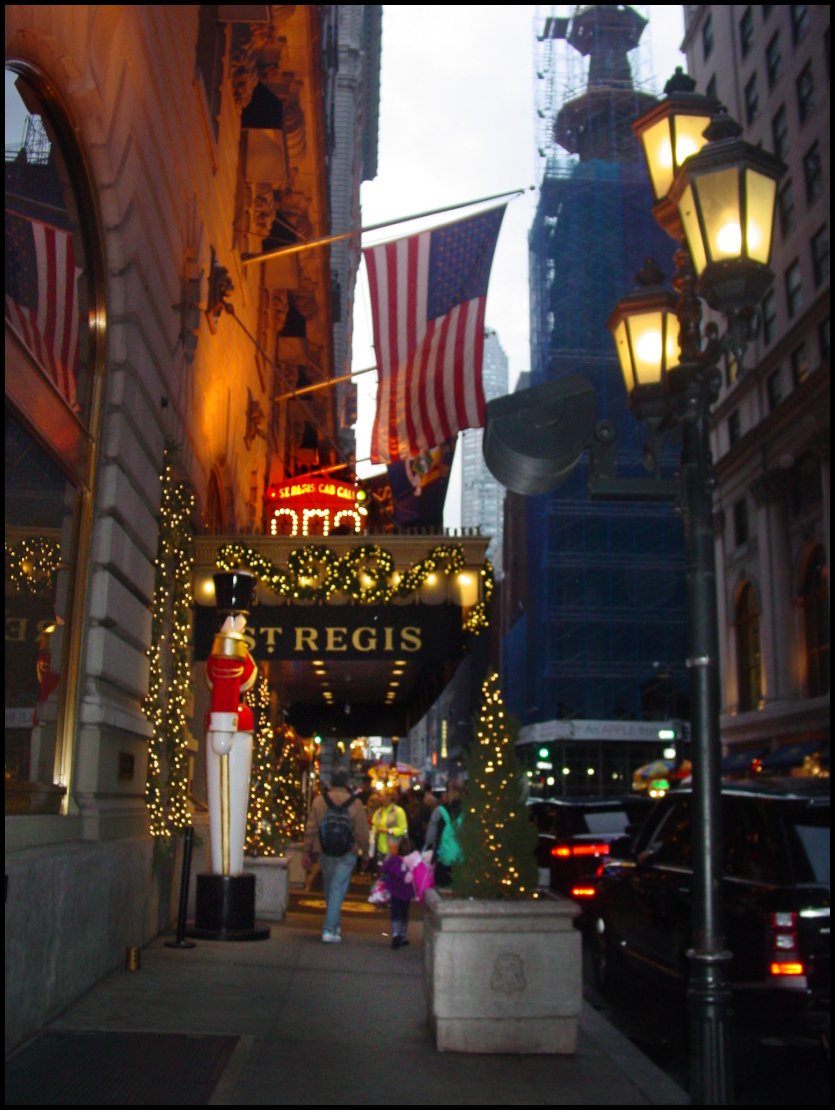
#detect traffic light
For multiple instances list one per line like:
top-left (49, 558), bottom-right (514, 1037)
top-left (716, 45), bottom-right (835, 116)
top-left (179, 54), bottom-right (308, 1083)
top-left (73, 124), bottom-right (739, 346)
top-left (538, 747), bottom-right (550, 759)
top-left (313, 734), bottom-right (322, 747)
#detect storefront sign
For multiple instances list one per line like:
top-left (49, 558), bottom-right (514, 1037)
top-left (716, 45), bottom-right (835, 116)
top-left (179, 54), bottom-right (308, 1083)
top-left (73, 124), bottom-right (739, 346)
top-left (193, 603), bottom-right (462, 662)
top-left (265, 478), bottom-right (366, 537)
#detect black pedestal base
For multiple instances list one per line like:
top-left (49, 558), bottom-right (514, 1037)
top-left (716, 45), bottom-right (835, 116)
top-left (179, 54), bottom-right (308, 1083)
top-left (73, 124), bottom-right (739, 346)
top-left (187, 873), bottom-right (270, 942)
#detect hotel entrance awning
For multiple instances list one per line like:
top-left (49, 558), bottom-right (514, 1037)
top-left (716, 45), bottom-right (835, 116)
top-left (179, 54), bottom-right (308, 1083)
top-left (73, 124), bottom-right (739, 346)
top-left (192, 532), bottom-right (490, 736)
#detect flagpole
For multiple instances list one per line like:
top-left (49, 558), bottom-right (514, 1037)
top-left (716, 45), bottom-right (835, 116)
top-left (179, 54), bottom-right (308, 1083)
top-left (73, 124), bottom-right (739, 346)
top-left (274, 364), bottom-right (377, 404)
top-left (240, 187), bottom-right (530, 267)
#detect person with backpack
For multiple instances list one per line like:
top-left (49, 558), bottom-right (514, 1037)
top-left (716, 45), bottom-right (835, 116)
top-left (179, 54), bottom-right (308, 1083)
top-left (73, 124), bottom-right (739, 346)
top-left (425, 779), bottom-right (464, 888)
top-left (303, 768), bottom-right (370, 943)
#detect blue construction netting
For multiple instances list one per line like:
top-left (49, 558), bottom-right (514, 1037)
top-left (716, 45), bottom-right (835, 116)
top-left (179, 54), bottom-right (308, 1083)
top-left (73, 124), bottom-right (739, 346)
top-left (520, 158), bottom-right (688, 724)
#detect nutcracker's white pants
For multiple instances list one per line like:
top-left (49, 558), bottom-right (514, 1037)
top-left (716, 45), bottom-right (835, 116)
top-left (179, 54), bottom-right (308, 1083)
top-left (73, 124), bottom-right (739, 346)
top-left (206, 730), bottom-right (253, 875)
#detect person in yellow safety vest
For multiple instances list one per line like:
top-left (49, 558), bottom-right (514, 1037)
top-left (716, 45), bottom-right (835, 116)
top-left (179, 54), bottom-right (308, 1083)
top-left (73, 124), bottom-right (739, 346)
top-left (371, 788), bottom-right (408, 866)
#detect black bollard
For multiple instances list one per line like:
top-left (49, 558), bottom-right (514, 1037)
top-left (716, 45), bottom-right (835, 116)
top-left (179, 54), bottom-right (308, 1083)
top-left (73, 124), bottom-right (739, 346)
top-left (165, 825), bottom-right (197, 949)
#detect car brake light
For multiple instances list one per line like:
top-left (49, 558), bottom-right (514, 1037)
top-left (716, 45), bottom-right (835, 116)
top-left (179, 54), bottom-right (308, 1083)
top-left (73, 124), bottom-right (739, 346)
top-left (596, 863), bottom-right (606, 877)
top-left (551, 846), bottom-right (571, 857)
top-left (571, 887), bottom-right (596, 898)
top-left (770, 961), bottom-right (804, 976)
top-left (571, 844), bottom-right (611, 856)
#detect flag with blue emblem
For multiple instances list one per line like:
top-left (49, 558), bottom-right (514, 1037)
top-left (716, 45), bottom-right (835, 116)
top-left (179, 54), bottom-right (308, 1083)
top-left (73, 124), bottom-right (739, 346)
top-left (363, 205), bottom-right (505, 464)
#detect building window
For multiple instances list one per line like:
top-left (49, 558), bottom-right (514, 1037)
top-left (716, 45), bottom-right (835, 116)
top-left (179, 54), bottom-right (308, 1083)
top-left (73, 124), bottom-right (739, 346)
top-left (791, 5), bottom-right (809, 46)
top-left (703, 14), bottom-right (714, 61)
top-left (726, 351), bottom-right (739, 387)
top-left (771, 104), bottom-right (788, 159)
top-left (206, 470), bottom-right (225, 533)
top-left (5, 67), bottom-right (105, 815)
top-left (735, 583), bottom-right (762, 712)
top-left (796, 61), bottom-right (815, 123)
top-left (766, 369), bottom-right (783, 410)
top-left (706, 73), bottom-right (717, 99)
top-left (740, 7), bottom-right (754, 58)
top-left (778, 180), bottom-right (795, 236)
top-left (791, 341), bottom-right (809, 385)
top-left (733, 497), bottom-right (749, 548)
top-left (762, 289), bottom-right (778, 343)
top-left (792, 452), bottom-right (823, 518)
top-left (819, 316), bottom-right (830, 363)
top-left (728, 410), bottom-right (741, 445)
top-left (803, 141), bottom-right (823, 204)
top-left (801, 547), bottom-right (830, 698)
top-left (766, 31), bottom-right (782, 87)
top-left (744, 72), bottom-right (759, 124)
top-left (810, 225), bottom-right (829, 287)
top-left (785, 259), bottom-right (803, 318)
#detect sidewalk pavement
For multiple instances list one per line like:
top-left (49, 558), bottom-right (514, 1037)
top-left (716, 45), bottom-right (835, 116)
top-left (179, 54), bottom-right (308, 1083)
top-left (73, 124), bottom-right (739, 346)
top-left (6, 897), bottom-right (687, 1105)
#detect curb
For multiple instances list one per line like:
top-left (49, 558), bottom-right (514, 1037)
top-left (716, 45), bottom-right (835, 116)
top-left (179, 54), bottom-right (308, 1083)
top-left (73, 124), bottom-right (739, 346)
top-left (579, 1001), bottom-right (689, 1105)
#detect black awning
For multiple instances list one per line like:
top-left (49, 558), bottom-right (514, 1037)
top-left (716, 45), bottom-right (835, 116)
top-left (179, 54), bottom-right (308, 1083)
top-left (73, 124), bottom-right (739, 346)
top-left (760, 739), bottom-right (826, 769)
top-left (721, 748), bottom-right (766, 772)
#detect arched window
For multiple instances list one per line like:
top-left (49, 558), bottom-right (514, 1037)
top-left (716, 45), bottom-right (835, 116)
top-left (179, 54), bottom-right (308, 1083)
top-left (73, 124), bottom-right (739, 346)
top-left (206, 470), bottom-right (225, 534)
top-left (5, 63), bottom-right (106, 813)
top-left (801, 547), bottom-right (829, 697)
top-left (735, 583), bottom-right (762, 712)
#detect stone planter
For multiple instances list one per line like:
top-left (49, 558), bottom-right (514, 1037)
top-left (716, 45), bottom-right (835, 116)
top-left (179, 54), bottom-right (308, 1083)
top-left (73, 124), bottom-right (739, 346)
top-left (423, 888), bottom-right (581, 1054)
top-left (244, 855), bottom-right (289, 921)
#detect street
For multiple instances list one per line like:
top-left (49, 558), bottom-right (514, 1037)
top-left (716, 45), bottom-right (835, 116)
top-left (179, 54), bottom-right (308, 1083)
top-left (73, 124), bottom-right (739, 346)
top-left (581, 929), bottom-right (830, 1105)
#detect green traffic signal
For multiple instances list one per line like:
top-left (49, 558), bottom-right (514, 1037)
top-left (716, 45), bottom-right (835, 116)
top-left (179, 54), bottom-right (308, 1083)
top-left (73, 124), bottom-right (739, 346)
top-left (538, 747), bottom-right (549, 759)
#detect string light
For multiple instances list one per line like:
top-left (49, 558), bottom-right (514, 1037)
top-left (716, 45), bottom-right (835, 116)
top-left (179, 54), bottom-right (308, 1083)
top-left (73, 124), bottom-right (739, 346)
top-left (143, 451), bottom-right (195, 837)
top-left (5, 536), bottom-right (62, 596)
top-left (217, 541), bottom-right (491, 636)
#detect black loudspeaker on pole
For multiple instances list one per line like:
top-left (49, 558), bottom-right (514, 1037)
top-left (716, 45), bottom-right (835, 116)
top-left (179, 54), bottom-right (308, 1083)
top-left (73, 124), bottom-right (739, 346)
top-left (165, 825), bottom-right (197, 949)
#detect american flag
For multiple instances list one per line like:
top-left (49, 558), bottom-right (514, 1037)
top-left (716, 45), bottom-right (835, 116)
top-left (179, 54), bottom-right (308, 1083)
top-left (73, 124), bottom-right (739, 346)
top-left (5, 209), bottom-right (80, 410)
top-left (363, 205), bottom-right (505, 464)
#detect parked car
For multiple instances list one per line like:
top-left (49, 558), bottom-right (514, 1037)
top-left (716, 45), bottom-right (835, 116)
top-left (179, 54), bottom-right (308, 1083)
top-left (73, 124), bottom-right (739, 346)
top-left (528, 795), bottom-right (655, 911)
top-left (591, 777), bottom-right (830, 1046)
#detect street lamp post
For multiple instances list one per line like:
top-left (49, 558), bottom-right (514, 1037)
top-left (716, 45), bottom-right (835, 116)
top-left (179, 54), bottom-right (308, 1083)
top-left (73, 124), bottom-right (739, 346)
top-left (607, 70), bottom-right (786, 1105)
top-left (482, 70), bottom-right (784, 1103)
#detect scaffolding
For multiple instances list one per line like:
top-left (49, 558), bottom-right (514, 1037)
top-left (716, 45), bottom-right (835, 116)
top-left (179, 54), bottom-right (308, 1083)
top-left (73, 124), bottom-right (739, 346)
top-left (505, 5), bottom-right (689, 729)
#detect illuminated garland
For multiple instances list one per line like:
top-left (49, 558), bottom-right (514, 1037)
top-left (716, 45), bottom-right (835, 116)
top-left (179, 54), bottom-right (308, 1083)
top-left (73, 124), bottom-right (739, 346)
top-left (464, 559), bottom-right (494, 633)
top-left (5, 537), bottom-right (62, 597)
top-left (216, 542), bottom-right (489, 632)
top-left (144, 452), bottom-right (195, 837)
top-left (245, 669), bottom-right (278, 857)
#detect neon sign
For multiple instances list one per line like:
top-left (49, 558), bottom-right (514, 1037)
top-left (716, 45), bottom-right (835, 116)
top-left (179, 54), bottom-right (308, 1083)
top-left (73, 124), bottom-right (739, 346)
top-left (266, 479), bottom-right (366, 537)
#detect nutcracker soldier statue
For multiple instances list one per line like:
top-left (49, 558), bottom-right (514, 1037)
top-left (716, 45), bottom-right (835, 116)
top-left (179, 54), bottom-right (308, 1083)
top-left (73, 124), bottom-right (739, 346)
top-left (190, 570), bottom-right (269, 940)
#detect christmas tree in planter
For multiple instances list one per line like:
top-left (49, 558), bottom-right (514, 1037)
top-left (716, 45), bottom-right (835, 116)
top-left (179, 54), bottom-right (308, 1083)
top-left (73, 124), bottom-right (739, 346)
top-left (273, 728), bottom-right (307, 844)
top-left (452, 671), bottom-right (539, 900)
top-left (245, 669), bottom-right (284, 857)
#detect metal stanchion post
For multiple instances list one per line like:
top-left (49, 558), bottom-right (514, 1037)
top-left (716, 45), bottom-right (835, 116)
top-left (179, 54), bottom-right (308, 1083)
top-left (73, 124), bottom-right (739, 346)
top-left (165, 825), bottom-right (197, 949)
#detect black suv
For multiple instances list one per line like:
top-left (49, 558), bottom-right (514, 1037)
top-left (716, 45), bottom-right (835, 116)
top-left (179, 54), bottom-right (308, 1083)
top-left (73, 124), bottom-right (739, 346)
top-left (529, 795), bottom-right (654, 909)
top-left (591, 778), bottom-right (830, 1044)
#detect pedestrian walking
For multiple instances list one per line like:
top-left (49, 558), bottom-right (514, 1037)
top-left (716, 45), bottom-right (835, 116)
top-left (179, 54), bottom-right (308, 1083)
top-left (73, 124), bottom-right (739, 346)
top-left (303, 768), bottom-right (369, 943)
top-left (381, 838), bottom-right (415, 948)
top-left (425, 779), bottom-right (464, 889)
top-left (407, 788), bottom-right (437, 850)
top-left (370, 787), bottom-right (408, 868)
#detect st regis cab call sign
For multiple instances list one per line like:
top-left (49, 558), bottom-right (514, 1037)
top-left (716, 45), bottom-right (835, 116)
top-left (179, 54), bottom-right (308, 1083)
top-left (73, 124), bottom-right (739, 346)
top-left (266, 479), bottom-right (365, 536)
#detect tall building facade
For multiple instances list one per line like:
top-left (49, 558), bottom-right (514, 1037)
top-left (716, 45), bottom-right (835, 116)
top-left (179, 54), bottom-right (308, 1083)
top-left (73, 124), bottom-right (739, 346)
top-left (5, 5), bottom-right (379, 1051)
top-left (461, 330), bottom-right (509, 575)
top-left (681, 4), bottom-right (829, 767)
top-left (501, 6), bottom-right (688, 752)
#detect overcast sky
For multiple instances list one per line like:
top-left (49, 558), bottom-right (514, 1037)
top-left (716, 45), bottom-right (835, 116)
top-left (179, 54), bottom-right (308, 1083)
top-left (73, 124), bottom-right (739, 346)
top-left (351, 5), bottom-right (687, 528)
